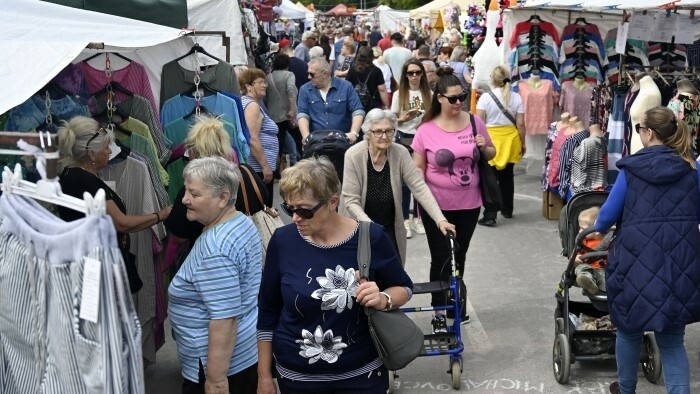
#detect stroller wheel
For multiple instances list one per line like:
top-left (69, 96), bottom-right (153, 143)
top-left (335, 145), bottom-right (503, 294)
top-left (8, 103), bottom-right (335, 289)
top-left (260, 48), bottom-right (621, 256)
top-left (555, 317), bottom-right (565, 336)
top-left (387, 370), bottom-right (395, 393)
top-left (642, 333), bottom-right (662, 383)
top-left (553, 333), bottom-right (571, 384)
top-left (450, 360), bottom-right (462, 389)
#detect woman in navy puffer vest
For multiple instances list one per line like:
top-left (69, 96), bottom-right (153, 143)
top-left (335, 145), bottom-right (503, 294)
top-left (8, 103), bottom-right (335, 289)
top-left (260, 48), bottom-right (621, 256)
top-left (595, 106), bottom-right (700, 394)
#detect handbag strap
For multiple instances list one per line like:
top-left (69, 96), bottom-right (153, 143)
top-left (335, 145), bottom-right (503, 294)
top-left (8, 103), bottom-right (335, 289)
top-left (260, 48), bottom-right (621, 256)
top-left (470, 113), bottom-right (476, 137)
top-left (487, 89), bottom-right (517, 126)
top-left (238, 166), bottom-right (253, 215)
top-left (356, 221), bottom-right (373, 317)
top-left (240, 164), bottom-right (267, 208)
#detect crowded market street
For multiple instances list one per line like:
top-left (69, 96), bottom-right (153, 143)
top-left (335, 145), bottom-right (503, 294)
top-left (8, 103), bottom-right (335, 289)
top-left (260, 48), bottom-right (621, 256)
top-left (145, 165), bottom-right (700, 393)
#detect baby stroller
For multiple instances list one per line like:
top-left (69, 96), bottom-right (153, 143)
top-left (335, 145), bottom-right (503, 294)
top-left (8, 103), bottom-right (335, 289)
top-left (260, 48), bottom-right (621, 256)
top-left (553, 191), bottom-right (662, 384)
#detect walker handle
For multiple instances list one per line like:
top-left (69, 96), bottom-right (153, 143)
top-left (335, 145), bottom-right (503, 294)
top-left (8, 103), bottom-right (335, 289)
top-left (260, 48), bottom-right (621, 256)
top-left (446, 230), bottom-right (455, 240)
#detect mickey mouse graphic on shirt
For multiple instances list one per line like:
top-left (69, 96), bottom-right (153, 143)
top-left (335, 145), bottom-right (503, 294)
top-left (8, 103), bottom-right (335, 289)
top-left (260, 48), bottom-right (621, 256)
top-left (434, 146), bottom-right (480, 188)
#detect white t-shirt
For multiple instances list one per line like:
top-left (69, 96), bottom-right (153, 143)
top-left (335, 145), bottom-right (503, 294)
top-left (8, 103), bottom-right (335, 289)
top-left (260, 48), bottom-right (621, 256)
top-left (391, 89), bottom-right (431, 134)
top-left (383, 47), bottom-right (412, 82)
top-left (373, 60), bottom-right (393, 93)
top-left (476, 88), bottom-right (524, 127)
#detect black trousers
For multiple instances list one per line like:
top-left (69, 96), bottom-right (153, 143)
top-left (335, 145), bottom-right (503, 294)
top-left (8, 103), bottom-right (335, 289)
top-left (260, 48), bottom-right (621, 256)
top-left (182, 361), bottom-right (258, 394)
top-left (255, 171), bottom-right (275, 208)
top-left (483, 163), bottom-right (515, 219)
top-left (422, 208), bottom-right (480, 310)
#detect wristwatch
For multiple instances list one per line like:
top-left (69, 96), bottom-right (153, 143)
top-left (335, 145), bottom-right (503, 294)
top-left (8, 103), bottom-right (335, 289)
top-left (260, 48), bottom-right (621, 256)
top-left (380, 292), bottom-right (393, 311)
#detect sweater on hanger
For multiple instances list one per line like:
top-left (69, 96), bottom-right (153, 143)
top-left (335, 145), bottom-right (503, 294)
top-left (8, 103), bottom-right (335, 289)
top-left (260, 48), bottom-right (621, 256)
top-left (558, 130), bottom-right (590, 199)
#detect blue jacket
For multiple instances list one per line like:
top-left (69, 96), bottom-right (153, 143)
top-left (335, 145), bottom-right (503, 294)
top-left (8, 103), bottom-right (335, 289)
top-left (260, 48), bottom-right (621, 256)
top-left (595, 145), bottom-right (700, 332)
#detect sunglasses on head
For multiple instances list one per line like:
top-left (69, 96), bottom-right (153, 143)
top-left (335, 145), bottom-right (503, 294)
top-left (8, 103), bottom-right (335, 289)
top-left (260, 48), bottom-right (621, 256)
top-left (440, 92), bottom-right (468, 104)
top-left (406, 70), bottom-right (423, 77)
top-left (634, 123), bottom-right (648, 134)
top-left (86, 127), bottom-right (107, 151)
top-left (280, 201), bottom-right (326, 219)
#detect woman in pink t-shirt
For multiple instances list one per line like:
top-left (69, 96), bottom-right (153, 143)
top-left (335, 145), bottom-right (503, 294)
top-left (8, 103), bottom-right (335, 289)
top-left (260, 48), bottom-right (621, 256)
top-left (411, 67), bottom-right (495, 334)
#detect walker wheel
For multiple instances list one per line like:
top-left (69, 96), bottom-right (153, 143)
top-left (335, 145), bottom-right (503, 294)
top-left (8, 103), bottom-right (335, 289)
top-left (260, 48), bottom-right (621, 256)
top-left (451, 360), bottom-right (461, 389)
top-left (387, 370), bottom-right (395, 393)
top-left (642, 333), bottom-right (662, 383)
top-left (555, 317), bottom-right (565, 336)
top-left (553, 333), bottom-right (571, 384)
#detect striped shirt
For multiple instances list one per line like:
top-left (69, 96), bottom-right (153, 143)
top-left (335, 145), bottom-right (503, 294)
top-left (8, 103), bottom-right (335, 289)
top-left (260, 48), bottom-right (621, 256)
top-left (571, 136), bottom-right (607, 195)
top-left (241, 95), bottom-right (279, 172)
top-left (168, 213), bottom-right (262, 383)
top-left (558, 131), bottom-right (590, 199)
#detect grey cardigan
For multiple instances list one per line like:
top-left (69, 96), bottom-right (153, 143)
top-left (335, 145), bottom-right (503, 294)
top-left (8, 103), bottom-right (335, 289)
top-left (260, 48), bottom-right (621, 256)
top-left (340, 141), bottom-right (447, 266)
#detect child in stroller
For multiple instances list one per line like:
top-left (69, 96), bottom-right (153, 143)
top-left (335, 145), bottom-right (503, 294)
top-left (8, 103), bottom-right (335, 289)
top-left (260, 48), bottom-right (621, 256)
top-left (574, 207), bottom-right (607, 295)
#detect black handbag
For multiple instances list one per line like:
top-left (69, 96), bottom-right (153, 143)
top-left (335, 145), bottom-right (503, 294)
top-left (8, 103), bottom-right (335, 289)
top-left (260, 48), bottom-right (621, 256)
top-left (469, 114), bottom-right (503, 212)
top-left (357, 221), bottom-right (424, 371)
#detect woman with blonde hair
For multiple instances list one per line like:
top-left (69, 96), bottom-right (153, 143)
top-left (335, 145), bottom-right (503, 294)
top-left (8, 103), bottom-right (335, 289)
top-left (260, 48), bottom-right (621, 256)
top-left (595, 107), bottom-right (700, 394)
top-left (476, 65), bottom-right (526, 227)
top-left (164, 115), bottom-right (266, 269)
top-left (449, 46), bottom-right (472, 91)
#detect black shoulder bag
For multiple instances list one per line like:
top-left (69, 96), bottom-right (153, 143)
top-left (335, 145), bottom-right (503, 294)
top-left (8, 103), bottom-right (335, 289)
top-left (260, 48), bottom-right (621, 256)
top-left (357, 221), bottom-right (424, 371)
top-left (470, 113), bottom-right (502, 211)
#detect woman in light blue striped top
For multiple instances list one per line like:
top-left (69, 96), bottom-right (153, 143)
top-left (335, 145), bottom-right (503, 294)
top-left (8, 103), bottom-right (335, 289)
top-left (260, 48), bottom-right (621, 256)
top-left (241, 68), bottom-right (280, 207)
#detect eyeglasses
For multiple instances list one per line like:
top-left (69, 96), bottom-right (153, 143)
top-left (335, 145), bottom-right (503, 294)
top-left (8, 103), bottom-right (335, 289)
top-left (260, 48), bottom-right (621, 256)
top-left (440, 92), bottom-right (468, 104)
top-left (281, 201), bottom-right (326, 219)
top-left (86, 128), bottom-right (107, 151)
top-left (253, 79), bottom-right (268, 86)
top-left (370, 129), bottom-right (395, 138)
top-left (307, 72), bottom-right (316, 78)
top-left (406, 70), bottom-right (424, 77)
top-left (634, 123), bottom-right (648, 134)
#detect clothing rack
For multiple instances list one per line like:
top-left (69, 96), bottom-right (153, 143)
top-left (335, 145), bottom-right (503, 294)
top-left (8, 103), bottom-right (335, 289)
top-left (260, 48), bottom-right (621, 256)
top-left (0, 132), bottom-right (58, 179)
top-left (182, 30), bottom-right (231, 63)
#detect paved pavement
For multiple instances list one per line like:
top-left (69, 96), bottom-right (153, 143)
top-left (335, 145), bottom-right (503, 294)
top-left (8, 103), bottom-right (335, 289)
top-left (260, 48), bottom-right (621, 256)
top-left (145, 165), bottom-right (700, 393)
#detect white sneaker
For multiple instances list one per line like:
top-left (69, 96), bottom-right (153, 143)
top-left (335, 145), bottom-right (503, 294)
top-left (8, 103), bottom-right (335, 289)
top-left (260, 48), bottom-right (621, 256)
top-left (404, 219), bottom-right (412, 238)
top-left (412, 217), bottom-right (426, 235)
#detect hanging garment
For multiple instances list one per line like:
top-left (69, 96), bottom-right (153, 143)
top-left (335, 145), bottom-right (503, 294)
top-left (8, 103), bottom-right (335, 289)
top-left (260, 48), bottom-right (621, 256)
top-left (668, 92), bottom-right (700, 154)
top-left (648, 42), bottom-right (688, 70)
top-left (118, 117), bottom-right (169, 186)
top-left (160, 60), bottom-right (240, 108)
top-left (546, 130), bottom-right (568, 191)
top-left (0, 193), bottom-right (143, 393)
top-left (100, 156), bottom-right (164, 365)
top-left (603, 28), bottom-right (649, 85)
top-left (606, 90), bottom-right (628, 183)
top-left (571, 135), bottom-right (607, 194)
top-left (622, 89), bottom-right (639, 157)
top-left (559, 81), bottom-right (594, 128)
top-left (541, 122), bottom-right (559, 191)
top-left (508, 21), bottom-right (560, 90)
top-left (559, 23), bottom-right (606, 85)
top-left (78, 61), bottom-right (160, 120)
top-left (687, 40), bottom-right (700, 67)
top-left (590, 84), bottom-right (612, 133)
top-left (557, 130), bottom-right (590, 199)
top-left (518, 79), bottom-right (556, 135)
top-left (4, 95), bottom-right (90, 132)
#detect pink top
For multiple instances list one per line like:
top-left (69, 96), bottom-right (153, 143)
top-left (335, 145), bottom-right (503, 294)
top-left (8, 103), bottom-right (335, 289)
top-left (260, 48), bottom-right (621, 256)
top-left (518, 80), bottom-right (556, 135)
top-left (411, 117), bottom-right (492, 210)
top-left (559, 81), bottom-right (593, 129)
top-left (78, 61), bottom-right (159, 120)
top-left (546, 130), bottom-right (568, 188)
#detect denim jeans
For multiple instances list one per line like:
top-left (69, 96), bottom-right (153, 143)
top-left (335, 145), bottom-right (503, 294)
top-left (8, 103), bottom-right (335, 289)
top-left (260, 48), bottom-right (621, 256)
top-left (616, 327), bottom-right (689, 394)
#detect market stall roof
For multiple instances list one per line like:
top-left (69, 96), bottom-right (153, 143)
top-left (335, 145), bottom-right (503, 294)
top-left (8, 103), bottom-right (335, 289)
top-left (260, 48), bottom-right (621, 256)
top-left (1, 0), bottom-right (182, 115)
top-left (375, 5), bottom-right (411, 31)
top-left (278, 0), bottom-right (311, 19)
top-left (410, 0), bottom-right (480, 19)
top-left (520, 0), bottom-right (697, 9)
top-left (325, 3), bottom-right (354, 16)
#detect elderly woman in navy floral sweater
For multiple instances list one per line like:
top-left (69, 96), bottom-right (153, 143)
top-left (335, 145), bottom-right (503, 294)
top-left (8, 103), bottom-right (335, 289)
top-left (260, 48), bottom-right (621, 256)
top-left (256, 156), bottom-right (413, 394)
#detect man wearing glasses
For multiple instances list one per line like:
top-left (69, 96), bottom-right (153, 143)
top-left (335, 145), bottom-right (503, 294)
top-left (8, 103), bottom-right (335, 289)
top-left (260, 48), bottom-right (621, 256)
top-left (294, 31), bottom-right (316, 63)
top-left (296, 58), bottom-right (365, 145)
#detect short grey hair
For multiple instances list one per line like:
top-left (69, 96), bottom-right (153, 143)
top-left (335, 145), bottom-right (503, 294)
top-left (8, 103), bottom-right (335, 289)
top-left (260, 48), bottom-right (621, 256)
top-left (302, 31), bottom-right (315, 40)
top-left (182, 156), bottom-right (241, 206)
top-left (450, 46), bottom-right (467, 62)
top-left (58, 116), bottom-right (114, 165)
top-left (308, 57), bottom-right (330, 72)
top-left (421, 59), bottom-right (437, 72)
top-left (361, 108), bottom-right (398, 133)
top-left (309, 46), bottom-right (324, 60)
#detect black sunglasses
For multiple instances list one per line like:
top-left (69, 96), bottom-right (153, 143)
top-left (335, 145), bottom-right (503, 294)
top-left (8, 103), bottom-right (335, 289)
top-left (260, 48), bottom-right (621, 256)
top-left (634, 123), bottom-right (648, 134)
top-left (86, 128), bottom-right (107, 151)
top-left (280, 201), bottom-right (326, 219)
top-left (406, 70), bottom-right (424, 77)
top-left (440, 92), bottom-right (468, 104)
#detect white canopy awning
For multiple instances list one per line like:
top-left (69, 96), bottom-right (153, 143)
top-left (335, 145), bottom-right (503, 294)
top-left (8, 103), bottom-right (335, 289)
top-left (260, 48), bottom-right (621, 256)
top-left (278, 0), bottom-right (312, 19)
top-left (521, 0), bottom-right (700, 9)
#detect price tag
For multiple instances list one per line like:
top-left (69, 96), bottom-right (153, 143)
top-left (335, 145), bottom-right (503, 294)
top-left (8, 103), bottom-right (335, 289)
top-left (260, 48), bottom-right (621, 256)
top-left (615, 22), bottom-right (629, 55)
top-left (650, 12), bottom-right (678, 43)
top-left (79, 257), bottom-right (102, 324)
top-left (674, 16), bottom-right (700, 44)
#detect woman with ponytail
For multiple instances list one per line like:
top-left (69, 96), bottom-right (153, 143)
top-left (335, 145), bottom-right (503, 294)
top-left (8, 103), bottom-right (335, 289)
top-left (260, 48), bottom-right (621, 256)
top-left (594, 106), bottom-right (700, 394)
top-left (411, 66), bottom-right (495, 333)
top-left (475, 65), bottom-right (525, 227)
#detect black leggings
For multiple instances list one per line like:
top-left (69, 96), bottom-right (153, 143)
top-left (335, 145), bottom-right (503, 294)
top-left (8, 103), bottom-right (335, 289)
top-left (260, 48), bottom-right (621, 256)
top-left (483, 163), bottom-right (515, 219)
top-left (422, 208), bottom-right (480, 308)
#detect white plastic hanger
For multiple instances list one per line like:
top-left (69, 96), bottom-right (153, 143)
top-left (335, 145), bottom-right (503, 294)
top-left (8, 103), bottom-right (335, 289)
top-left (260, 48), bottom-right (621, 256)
top-left (0, 132), bottom-right (106, 216)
